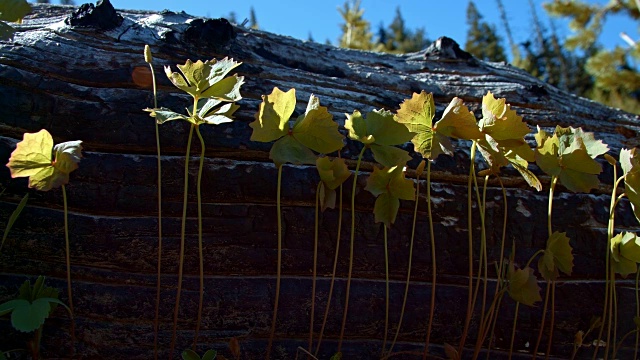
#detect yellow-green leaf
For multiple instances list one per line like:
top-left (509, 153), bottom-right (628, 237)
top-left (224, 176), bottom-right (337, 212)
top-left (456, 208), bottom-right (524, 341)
top-left (611, 232), bottom-right (640, 277)
top-left (6, 130), bottom-right (82, 191)
top-left (169, 58), bottom-right (243, 101)
top-left (620, 148), bottom-right (640, 224)
top-left (480, 91), bottom-right (530, 145)
top-left (538, 231), bottom-right (573, 281)
top-left (507, 263), bottom-right (542, 306)
top-left (293, 95), bottom-right (344, 154)
top-left (365, 165), bottom-right (414, 227)
top-left (370, 143), bottom-right (411, 168)
top-left (250, 87), bottom-right (295, 142)
top-left (316, 157), bottom-right (351, 190)
top-left (345, 109), bottom-right (414, 146)
top-left (436, 97), bottom-right (483, 140)
top-left (394, 91), bottom-right (435, 158)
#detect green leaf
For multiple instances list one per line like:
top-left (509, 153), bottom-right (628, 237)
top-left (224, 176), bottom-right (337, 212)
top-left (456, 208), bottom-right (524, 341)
top-left (318, 182), bottom-right (336, 211)
top-left (181, 349), bottom-right (201, 360)
top-left (365, 165), bottom-right (414, 227)
top-left (620, 148), bottom-right (640, 224)
top-left (1, 192), bottom-right (28, 253)
top-left (9, 298), bottom-right (51, 332)
top-left (201, 350), bottom-right (217, 360)
top-left (197, 99), bottom-right (239, 125)
top-left (507, 263), bottom-right (542, 306)
top-left (329, 352), bottom-right (342, 360)
top-left (538, 231), bottom-right (573, 281)
top-left (346, 109), bottom-right (414, 146)
top-left (535, 126), bottom-right (606, 193)
top-left (0, 0), bottom-right (31, 22)
top-left (0, 21), bottom-right (16, 41)
top-left (168, 58), bottom-right (244, 101)
top-left (145, 107), bottom-right (190, 124)
top-left (270, 135), bottom-right (316, 167)
top-left (6, 129), bottom-right (82, 191)
top-left (370, 143), bottom-right (411, 168)
top-left (611, 232), bottom-right (640, 277)
top-left (394, 91), bottom-right (435, 157)
top-left (249, 87), bottom-right (295, 142)
top-left (292, 95), bottom-right (344, 154)
top-left (316, 157), bottom-right (351, 190)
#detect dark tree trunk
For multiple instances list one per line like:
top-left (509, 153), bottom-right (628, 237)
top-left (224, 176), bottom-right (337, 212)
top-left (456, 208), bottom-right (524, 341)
top-left (0, 2), bottom-right (639, 359)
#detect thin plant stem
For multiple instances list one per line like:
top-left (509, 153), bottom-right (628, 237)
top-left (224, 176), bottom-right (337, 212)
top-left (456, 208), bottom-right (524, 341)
top-left (169, 123), bottom-right (195, 359)
top-left (532, 280), bottom-right (551, 360)
top-left (508, 302), bottom-right (520, 360)
top-left (482, 176), bottom-right (509, 359)
top-left (473, 287), bottom-right (508, 358)
top-left (612, 329), bottom-right (638, 359)
top-left (544, 282), bottom-right (556, 360)
top-left (483, 290), bottom-right (506, 360)
top-left (266, 165), bottom-right (284, 359)
top-left (338, 146), bottom-right (367, 354)
top-left (382, 225), bottom-right (390, 356)
top-left (533, 175), bottom-right (558, 359)
top-left (309, 182), bottom-right (321, 354)
top-left (635, 269), bottom-right (639, 360)
top-left (459, 141), bottom-right (478, 355)
top-left (594, 172), bottom-right (624, 360)
top-left (388, 166), bottom-right (421, 356)
top-left (61, 184), bottom-right (76, 355)
top-left (315, 183), bottom-right (344, 356)
top-left (423, 160), bottom-right (436, 360)
top-left (147, 51), bottom-right (163, 360)
top-left (193, 125), bottom-right (206, 350)
top-left (473, 176), bottom-right (489, 345)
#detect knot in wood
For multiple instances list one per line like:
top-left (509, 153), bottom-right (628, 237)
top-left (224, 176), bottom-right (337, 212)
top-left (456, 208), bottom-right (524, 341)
top-left (64, 0), bottom-right (123, 30)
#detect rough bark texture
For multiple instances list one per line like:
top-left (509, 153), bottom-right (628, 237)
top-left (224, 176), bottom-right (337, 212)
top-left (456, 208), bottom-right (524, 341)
top-left (0, 2), bottom-right (639, 359)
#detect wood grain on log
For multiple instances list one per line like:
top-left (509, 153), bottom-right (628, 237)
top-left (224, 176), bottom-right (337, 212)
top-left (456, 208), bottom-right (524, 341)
top-left (0, 2), bottom-right (639, 359)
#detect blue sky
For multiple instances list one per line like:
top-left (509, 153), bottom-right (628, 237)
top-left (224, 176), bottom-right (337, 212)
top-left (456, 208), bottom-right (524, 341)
top-left (102, 1), bottom-right (635, 52)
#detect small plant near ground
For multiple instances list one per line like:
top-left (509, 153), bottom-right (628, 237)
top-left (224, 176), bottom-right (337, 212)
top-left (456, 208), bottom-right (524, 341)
top-left (0, 276), bottom-right (71, 359)
top-left (146, 56), bottom-right (244, 357)
top-left (182, 349), bottom-right (217, 360)
top-left (5, 128), bottom-right (82, 354)
top-left (249, 87), bottom-right (344, 358)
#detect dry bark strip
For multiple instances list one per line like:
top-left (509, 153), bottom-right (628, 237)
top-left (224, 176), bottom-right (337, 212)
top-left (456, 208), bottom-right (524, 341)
top-left (0, 2), bottom-right (639, 359)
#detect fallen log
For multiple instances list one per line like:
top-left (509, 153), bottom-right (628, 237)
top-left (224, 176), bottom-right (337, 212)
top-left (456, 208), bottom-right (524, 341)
top-left (0, 1), bottom-right (639, 359)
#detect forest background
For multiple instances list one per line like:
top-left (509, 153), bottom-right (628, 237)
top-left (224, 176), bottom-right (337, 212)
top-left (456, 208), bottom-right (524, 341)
top-left (33, 0), bottom-right (640, 114)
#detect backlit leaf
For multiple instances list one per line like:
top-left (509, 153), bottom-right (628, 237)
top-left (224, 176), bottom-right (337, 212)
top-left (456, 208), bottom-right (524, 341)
top-left (538, 231), bottom-right (573, 281)
top-left (145, 107), bottom-right (190, 124)
top-left (346, 109), bottom-right (414, 146)
top-left (480, 91), bottom-right (530, 146)
top-left (620, 148), bottom-right (640, 223)
top-left (316, 157), bottom-right (351, 190)
top-left (507, 263), bottom-right (542, 306)
top-left (611, 232), bottom-right (640, 277)
top-left (168, 58), bottom-right (244, 101)
top-left (394, 91), bottom-right (435, 157)
top-left (293, 95), bottom-right (344, 154)
top-left (6, 129), bottom-right (82, 191)
top-left (250, 87), bottom-right (295, 142)
top-left (535, 126), bottom-right (607, 193)
top-left (436, 97), bottom-right (483, 140)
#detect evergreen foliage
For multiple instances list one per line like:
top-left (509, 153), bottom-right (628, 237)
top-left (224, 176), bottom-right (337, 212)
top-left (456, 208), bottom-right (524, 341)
top-left (464, 1), bottom-right (507, 62)
top-left (338, 0), bottom-right (374, 50)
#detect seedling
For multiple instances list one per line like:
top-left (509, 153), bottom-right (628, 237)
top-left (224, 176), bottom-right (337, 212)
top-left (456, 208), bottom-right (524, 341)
top-left (146, 57), bottom-right (244, 356)
top-left (143, 44), bottom-right (163, 360)
top-left (249, 87), bottom-right (344, 358)
top-left (340, 108), bottom-right (414, 354)
top-left (0, 276), bottom-right (70, 359)
top-left (5, 129), bottom-right (82, 353)
top-left (181, 349), bottom-right (217, 360)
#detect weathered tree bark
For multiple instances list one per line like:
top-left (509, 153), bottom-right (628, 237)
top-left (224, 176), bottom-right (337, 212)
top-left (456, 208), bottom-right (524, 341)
top-left (0, 2), bottom-right (639, 359)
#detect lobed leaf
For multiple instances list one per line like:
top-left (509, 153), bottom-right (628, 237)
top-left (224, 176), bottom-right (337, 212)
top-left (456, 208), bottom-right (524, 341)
top-left (145, 107), bottom-right (190, 124)
top-left (538, 231), bottom-right (573, 281)
top-left (370, 143), bottom-right (411, 168)
top-left (316, 157), bottom-right (351, 190)
top-left (270, 135), bottom-right (316, 167)
top-left (480, 91), bottom-right (530, 145)
top-left (169, 58), bottom-right (243, 101)
top-left (249, 87), bottom-right (295, 142)
top-left (292, 95), bottom-right (344, 154)
top-left (346, 109), bottom-right (414, 146)
top-left (610, 232), bottom-right (640, 277)
top-left (394, 91), bottom-right (435, 158)
top-left (508, 263), bottom-right (542, 306)
top-left (620, 148), bottom-right (640, 224)
top-left (365, 166), bottom-right (414, 227)
top-left (0, 0), bottom-right (31, 22)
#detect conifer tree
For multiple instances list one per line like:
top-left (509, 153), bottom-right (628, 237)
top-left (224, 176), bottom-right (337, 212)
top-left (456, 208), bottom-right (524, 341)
top-left (249, 7), bottom-right (258, 30)
top-left (381, 7), bottom-right (428, 53)
top-left (545, 0), bottom-right (640, 113)
top-left (338, 0), bottom-right (374, 50)
top-left (464, 1), bottom-right (507, 62)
